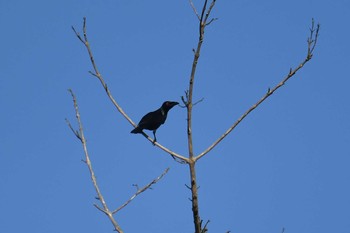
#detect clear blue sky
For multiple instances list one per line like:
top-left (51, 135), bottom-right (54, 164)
top-left (1, 0), bottom-right (349, 232)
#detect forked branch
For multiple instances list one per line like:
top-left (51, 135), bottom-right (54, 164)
top-left (66, 89), bottom-right (123, 233)
top-left (66, 89), bottom-right (170, 232)
top-left (72, 18), bottom-right (188, 162)
top-left (196, 19), bottom-right (320, 161)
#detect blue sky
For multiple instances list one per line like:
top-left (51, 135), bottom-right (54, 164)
top-left (1, 0), bottom-right (350, 232)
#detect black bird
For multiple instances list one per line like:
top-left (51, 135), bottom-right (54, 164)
top-left (131, 101), bottom-right (179, 143)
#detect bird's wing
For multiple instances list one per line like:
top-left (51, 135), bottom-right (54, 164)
top-left (138, 109), bottom-right (166, 130)
top-left (138, 111), bottom-right (156, 125)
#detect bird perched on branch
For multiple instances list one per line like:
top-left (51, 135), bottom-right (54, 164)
top-left (131, 101), bottom-right (179, 143)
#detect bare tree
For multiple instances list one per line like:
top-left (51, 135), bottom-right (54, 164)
top-left (68, 1), bottom-right (320, 232)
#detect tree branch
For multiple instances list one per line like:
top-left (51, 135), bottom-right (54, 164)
top-left (201, 219), bottom-right (210, 232)
top-left (112, 168), bottom-right (170, 214)
top-left (185, 1), bottom-right (217, 232)
top-left (196, 19), bottom-right (320, 161)
top-left (66, 89), bottom-right (124, 233)
top-left (189, 0), bottom-right (200, 21)
top-left (72, 17), bottom-right (188, 163)
top-left (72, 18), bottom-right (133, 126)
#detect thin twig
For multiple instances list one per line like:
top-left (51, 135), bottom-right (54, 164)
top-left (72, 17), bottom-right (188, 163)
top-left (204, 0), bottom-right (217, 23)
top-left (93, 204), bottom-right (108, 214)
top-left (201, 220), bottom-right (210, 232)
top-left (200, 0), bottom-right (208, 23)
top-left (193, 97), bottom-right (204, 106)
top-left (66, 89), bottom-right (124, 233)
top-left (180, 97), bottom-right (204, 108)
top-left (189, 0), bottom-right (200, 21)
top-left (196, 19), bottom-right (320, 161)
top-left (65, 118), bottom-right (81, 140)
top-left (112, 168), bottom-right (170, 214)
top-left (206, 17), bottom-right (218, 26)
top-left (307, 18), bottom-right (320, 59)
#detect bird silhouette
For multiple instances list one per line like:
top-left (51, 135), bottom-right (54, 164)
top-left (131, 101), bottom-right (179, 143)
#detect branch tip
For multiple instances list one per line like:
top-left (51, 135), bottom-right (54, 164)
top-left (306, 18), bottom-right (320, 59)
top-left (193, 97), bottom-right (204, 106)
top-left (206, 17), bottom-right (218, 26)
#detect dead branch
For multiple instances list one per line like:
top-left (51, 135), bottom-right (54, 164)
top-left (189, 0), bottom-right (200, 21)
top-left (185, 0), bottom-right (217, 160)
top-left (112, 168), bottom-right (170, 214)
top-left (307, 18), bottom-right (320, 59)
top-left (72, 17), bottom-right (188, 163)
top-left (201, 219), bottom-right (210, 232)
top-left (66, 89), bottom-right (124, 233)
top-left (185, 1), bottom-right (218, 232)
top-left (195, 19), bottom-right (320, 161)
top-left (71, 18), bottom-right (133, 126)
top-left (67, 89), bottom-right (171, 231)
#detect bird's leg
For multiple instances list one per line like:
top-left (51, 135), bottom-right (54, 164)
top-left (152, 130), bottom-right (157, 145)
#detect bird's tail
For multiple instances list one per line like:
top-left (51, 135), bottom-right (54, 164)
top-left (130, 127), bottom-right (142, 134)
